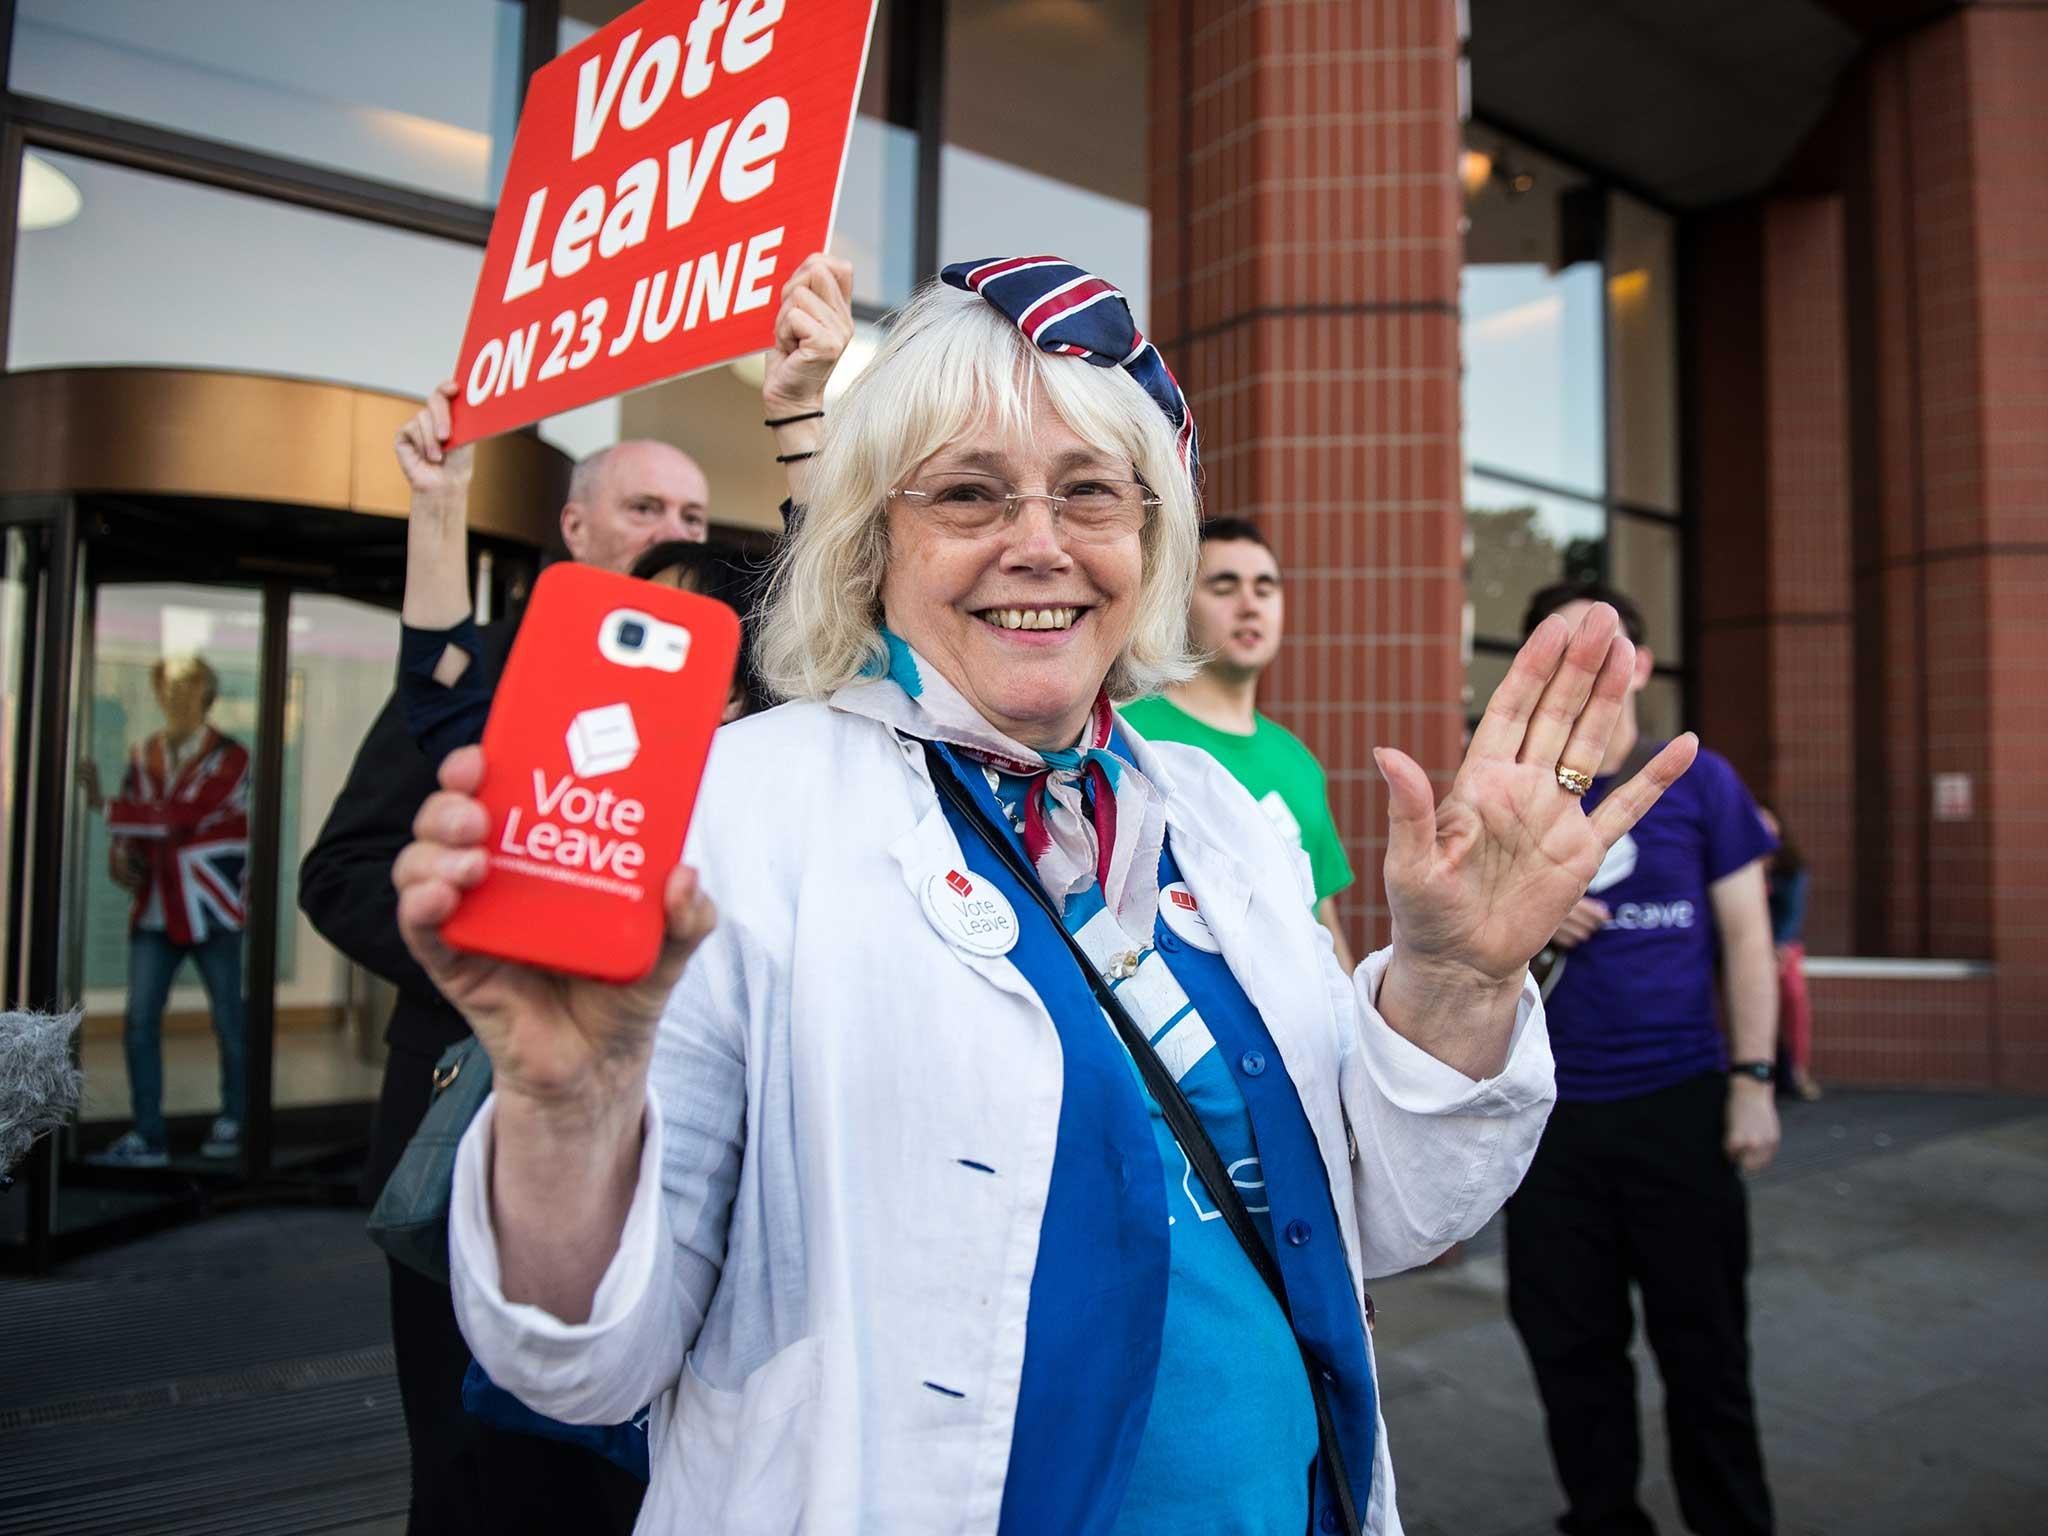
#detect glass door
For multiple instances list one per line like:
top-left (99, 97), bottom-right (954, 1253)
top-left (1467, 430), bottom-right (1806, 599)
top-left (0, 524), bottom-right (41, 1252)
top-left (267, 591), bottom-right (400, 1171)
top-left (68, 581), bottom-right (266, 1177)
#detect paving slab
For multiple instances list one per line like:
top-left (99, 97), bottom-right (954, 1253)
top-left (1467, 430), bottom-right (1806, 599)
top-left (1377, 1099), bottom-right (2048, 1536)
top-left (0, 1091), bottom-right (2038, 1533)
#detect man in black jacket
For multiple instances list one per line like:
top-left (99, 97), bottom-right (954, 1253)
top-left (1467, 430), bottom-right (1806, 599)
top-left (301, 440), bottom-right (707, 1535)
top-left (302, 254), bottom-right (853, 1534)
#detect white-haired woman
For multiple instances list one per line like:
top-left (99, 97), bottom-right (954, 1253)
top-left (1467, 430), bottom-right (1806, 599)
top-left (395, 258), bottom-right (1694, 1535)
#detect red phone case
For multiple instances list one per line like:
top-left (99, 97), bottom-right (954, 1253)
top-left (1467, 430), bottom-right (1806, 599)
top-left (440, 562), bottom-right (739, 983)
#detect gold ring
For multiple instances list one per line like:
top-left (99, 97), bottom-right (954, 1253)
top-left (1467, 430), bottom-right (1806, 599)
top-left (1555, 765), bottom-right (1594, 796)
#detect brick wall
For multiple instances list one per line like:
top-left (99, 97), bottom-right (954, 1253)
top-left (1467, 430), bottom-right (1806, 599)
top-left (1150, 0), bottom-right (1466, 953)
top-left (1691, 200), bottom-right (1857, 958)
top-left (1808, 973), bottom-right (1998, 1090)
top-left (1689, 7), bottom-right (2048, 1092)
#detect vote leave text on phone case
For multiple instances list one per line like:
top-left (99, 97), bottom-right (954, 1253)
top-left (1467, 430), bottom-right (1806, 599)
top-left (441, 563), bottom-right (739, 983)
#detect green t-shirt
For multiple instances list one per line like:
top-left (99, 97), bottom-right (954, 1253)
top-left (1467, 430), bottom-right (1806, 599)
top-left (1119, 695), bottom-right (1354, 903)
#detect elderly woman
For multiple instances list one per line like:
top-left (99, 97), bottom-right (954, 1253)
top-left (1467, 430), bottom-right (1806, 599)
top-left (395, 258), bottom-right (1693, 1535)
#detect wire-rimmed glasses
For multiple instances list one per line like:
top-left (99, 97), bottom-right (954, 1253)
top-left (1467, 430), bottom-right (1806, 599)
top-left (887, 472), bottom-right (1159, 544)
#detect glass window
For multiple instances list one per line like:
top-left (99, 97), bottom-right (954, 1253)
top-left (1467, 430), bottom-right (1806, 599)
top-left (1466, 474), bottom-right (1604, 646)
top-left (0, 530), bottom-right (29, 1003)
top-left (559, 0), bottom-right (916, 309)
top-left (944, 0), bottom-right (1146, 207)
top-left (940, 0), bottom-right (1150, 322)
top-left (938, 150), bottom-right (1151, 328)
top-left (271, 595), bottom-right (399, 1124)
top-left (1461, 129), bottom-right (1605, 496)
top-left (10, 1), bottom-right (525, 204)
top-left (1609, 512), bottom-right (1682, 663)
top-left (1609, 192), bottom-right (1679, 512)
top-left (9, 151), bottom-right (483, 398)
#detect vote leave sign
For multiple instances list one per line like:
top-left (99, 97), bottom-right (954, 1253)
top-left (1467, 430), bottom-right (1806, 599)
top-left (447, 0), bottom-right (877, 445)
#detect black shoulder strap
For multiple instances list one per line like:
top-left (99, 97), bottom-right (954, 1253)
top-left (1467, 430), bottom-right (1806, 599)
top-left (922, 744), bottom-right (1362, 1534)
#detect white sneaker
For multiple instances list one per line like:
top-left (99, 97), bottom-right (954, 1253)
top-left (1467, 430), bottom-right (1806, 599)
top-left (200, 1117), bottom-right (242, 1159)
top-left (93, 1130), bottom-right (169, 1168)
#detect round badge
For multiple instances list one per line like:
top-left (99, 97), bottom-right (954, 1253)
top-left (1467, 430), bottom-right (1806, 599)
top-left (921, 868), bottom-right (1020, 957)
top-left (1158, 881), bottom-right (1222, 952)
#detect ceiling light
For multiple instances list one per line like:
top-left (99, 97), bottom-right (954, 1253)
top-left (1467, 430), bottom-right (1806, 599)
top-left (19, 152), bottom-right (82, 232)
top-left (1459, 148), bottom-right (1493, 197)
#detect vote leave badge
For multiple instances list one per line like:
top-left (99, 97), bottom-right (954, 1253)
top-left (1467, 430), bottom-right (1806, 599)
top-left (446, 0), bottom-right (879, 445)
top-left (922, 868), bottom-right (1020, 958)
top-left (1158, 882), bottom-right (1222, 952)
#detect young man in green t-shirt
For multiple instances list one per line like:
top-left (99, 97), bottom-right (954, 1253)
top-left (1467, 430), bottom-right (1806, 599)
top-left (1120, 518), bottom-right (1357, 970)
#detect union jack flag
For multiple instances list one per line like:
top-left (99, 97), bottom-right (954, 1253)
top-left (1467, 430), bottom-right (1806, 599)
top-left (941, 256), bottom-right (1200, 483)
top-left (106, 727), bottom-right (250, 945)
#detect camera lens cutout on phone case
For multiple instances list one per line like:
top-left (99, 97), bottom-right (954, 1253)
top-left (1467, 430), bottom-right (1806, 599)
top-left (598, 608), bottom-right (691, 673)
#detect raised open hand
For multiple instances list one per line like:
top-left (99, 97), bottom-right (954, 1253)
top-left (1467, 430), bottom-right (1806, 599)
top-left (394, 746), bottom-right (717, 1107)
top-left (1375, 604), bottom-right (1697, 996)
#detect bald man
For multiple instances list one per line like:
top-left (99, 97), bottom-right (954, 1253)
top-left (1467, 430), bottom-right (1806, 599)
top-left (557, 437), bottom-right (710, 570)
top-left (298, 443), bottom-right (698, 1535)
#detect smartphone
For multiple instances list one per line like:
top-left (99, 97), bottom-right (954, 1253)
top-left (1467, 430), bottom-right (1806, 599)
top-left (441, 561), bottom-right (739, 983)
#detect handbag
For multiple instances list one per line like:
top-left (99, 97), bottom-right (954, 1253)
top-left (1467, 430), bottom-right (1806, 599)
top-left (924, 745), bottom-right (1365, 1535)
top-left (367, 1035), bottom-right (492, 1283)
top-left (368, 1034), bottom-right (657, 1475)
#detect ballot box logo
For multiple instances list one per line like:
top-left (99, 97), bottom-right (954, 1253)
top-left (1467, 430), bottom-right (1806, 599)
top-left (497, 714), bottom-right (652, 887)
top-left (946, 870), bottom-right (973, 898)
top-left (567, 703), bottom-right (641, 778)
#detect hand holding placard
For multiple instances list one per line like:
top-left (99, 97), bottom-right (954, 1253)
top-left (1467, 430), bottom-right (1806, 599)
top-left (449, 0), bottom-right (877, 446)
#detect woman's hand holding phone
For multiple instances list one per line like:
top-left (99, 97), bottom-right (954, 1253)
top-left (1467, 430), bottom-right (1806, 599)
top-left (396, 744), bottom-right (719, 1318)
top-left (395, 744), bottom-right (718, 1112)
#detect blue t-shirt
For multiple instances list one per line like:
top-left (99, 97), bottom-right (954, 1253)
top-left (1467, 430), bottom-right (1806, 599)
top-left (1546, 745), bottom-right (1775, 1103)
top-left (991, 771), bottom-right (1318, 1534)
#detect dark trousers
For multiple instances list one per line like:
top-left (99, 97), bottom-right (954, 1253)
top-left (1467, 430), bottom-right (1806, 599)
top-left (1506, 1071), bottom-right (1773, 1536)
top-left (373, 1041), bottom-right (646, 1536)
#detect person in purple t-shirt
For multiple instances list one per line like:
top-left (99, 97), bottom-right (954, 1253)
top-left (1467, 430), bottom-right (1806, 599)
top-left (1507, 581), bottom-right (1781, 1536)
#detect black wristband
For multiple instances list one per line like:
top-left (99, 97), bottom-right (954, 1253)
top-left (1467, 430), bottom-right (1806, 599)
top-left (1729, 1061), bottom-right (1774, 1082)
top-left (774, 450), bottom-right (815, 464)
top-left (764, 409), bottom-right (824, 428)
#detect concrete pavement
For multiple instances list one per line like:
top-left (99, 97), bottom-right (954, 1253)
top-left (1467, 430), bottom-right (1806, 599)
top-left (1373, 1095), bottom-right (2048, 1536)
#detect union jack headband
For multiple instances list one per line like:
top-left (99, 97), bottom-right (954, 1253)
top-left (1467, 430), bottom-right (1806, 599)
top-left (940, 256), bottom-right (1199, 486)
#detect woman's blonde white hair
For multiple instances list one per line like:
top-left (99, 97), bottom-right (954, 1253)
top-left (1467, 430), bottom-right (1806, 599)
top-left (755, 279), bottom-right (1202, 704)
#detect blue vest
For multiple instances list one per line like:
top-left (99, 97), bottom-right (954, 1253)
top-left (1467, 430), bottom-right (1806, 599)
top-left (926, 744), bottom-right (1378, 1534)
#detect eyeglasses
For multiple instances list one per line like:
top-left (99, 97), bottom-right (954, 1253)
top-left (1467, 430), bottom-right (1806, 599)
top-left (888, 472), bottom-right (1159, 544)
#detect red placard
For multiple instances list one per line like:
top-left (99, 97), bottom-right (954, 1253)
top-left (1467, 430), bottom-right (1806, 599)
top-left (447, 0), bottom-right (877, 445)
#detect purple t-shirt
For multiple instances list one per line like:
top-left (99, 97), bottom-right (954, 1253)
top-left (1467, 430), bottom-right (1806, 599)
top-left (1545, 745), bottom-right (1776, 1103)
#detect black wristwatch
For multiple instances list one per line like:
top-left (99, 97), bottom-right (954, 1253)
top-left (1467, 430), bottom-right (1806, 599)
top-left (1729, 1061), bottom-right (1774, 1083)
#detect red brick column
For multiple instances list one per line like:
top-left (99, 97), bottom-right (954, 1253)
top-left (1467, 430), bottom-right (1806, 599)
top-left (1952, 8), bottom-right (2048, 1091)
top-left (1149, 0), bottom-right (1466, 951)
top-left (1692, 198), bottom-right (1857, 957)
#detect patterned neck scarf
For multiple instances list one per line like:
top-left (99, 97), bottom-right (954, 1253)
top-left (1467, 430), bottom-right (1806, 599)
top-left (831, 631), bottom-right (1166, 948)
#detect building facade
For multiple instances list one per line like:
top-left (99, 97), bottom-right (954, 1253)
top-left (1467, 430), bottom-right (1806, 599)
top-left (1151, 0), bottom-right (2046, 1095)
top-left (1, 0), bottom-right (2039, 1265)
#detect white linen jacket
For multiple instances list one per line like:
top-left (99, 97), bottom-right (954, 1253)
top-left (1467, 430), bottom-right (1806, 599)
top-left (450, 700), bottom-right (1556, 1534)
